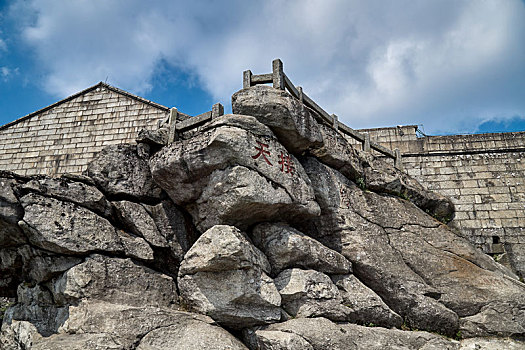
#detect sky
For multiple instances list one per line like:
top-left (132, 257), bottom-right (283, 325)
top-left (0, 0), bottom-right (524, 135)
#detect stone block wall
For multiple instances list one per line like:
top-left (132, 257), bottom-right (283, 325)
top-left (0, 83), bottom-right (169, 176)
top-left (357, 126), bottom-right (525, 277)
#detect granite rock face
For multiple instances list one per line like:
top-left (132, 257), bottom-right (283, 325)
top-left (178, 225), bottom-right (281, 328)
top-left (232, 85), bottom-right (323, 154)
top-left (251, 222), bottom-right (351, 275)
top-left (244, 317), bottom-right (460, 350)
top-left (87, 143), bottom-right (162, 201)
top-left (2, 86), bottom-right (525, 349)
top-left (300, 156), bottom-right (525, 337)
top-left (150, 114), bottom-right (320, 231)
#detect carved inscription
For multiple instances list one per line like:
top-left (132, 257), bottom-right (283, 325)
top-left (339, 185), bottom-right (351, 208)
top-left (252, 140), bottom-right (295, 176)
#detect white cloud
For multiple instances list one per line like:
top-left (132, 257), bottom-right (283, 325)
top-left (1, 67), bottom-right (9, 77)
top-left (9, 0), bottom-right (525, 134)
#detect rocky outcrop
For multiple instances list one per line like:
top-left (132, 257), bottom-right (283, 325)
top-left (232, 85), bottom-right (323, 154)
top-left (251, 222), bottom-right (351, 275)
top-left (150, 114), bottom-right (320, 231)
top-left (2, 85), bottom-right (524, 349)
top-left (299, 156), bottom-right (525, 337)
top-left (87, 144), bottom-right (162, 201)
top-left (243, 317), bottom-right (460, 350)
top-left (178, 225), bottom-right (281, 328)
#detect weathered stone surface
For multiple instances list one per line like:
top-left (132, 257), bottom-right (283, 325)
top-left (300, 156), bottom-right (525, 336)
top-left (137, 127), bottom-right (169, 147)
top-left (459, 301), bottom-right (525, 338)
top-left (150, 114), bottom-right (320, 231)
top-left (117, 230), bottom-right (155, 261)
top-left (113, 200), bottom-right (168, 248)
top-left (19, 193), bottom-right (122, 255)
top-left (0, 245), bottom-right (81, 298)
top-left (3, 284), bottom-right (69, 337)
top-left (178, 225), bottom-right (281, 328)
top-left (243, 329), bottom-right (314, 350)
top-left (136, 321), bottom-right (248, 350)
top-left (459, 337), bottom-right (525, 349)
top-left (0, 177), bottom-right (23, 224)
top-left (232, 85), bottom-right (323, 154)
top-left (19, 193), bottom-right (154, 260)
top-left (308, 123), bottom-right (453, 222)
top-left (244, 317), bottom-right (459, 350)
top-left (20, 177), bottom-right (113, 218)
top-left (87, 144), bottom-right (162, 201)
top-left (363, 154), bottom-right (455, 222)
top-left (0, 320), bottom-right (42, 350)
top-left (144, 199), bottom-right (197, 262)
top-left (179, 225), bottom-right (270, 275)
top-left (274, 268), bottom-right (351, 321)
top-left (0, 177), bottom-right (26, 247)
top-left (51, 254), bottom-right (177, 308)
top-left (331, 274), bottom-right (403, 328)
top-left (0, 247), bottom-right (23, 296)
top-left (310, 123), bottom-right (364, 182)
top-left (31, 333), bottom-right (123, 350)
top-left (59, 300), bottom-right (247, 350)
top-left (16, 245), bottom-right (82, 285)
top-left (252, 222), bottom-right (351, 275)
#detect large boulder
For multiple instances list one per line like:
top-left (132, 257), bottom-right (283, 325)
top-left (243, 317), bottom-right (459, 350)
top-left (150, 114), bottom-right (320, 231)
top-left (20, 176), bottom-right (113, 218)
top-left (178, 225), bottom-right (281, 328)
top-left (61, 300), bottom-right (248, 350)
top-left (331, 274), bottom-right (403, 328)
top-left (274, 268), bottom-right (350, 321)
top-left (50, 254), bottom-right (177, 308)
top-left (18, 193), bottom-right (153, 260)
top-left (0, 175), bottom-right (26, 247)
top-left (87, 144), bottom-right (162, 201)
top-left (251, 222), bottom-right (351, 275)
top-left (2, 284), bottom-right (68, 337)
top-left (232, 85), bottom-right (323, 154)
top-left (143, 199), bottom-right (198, 262)
top-left (113, 200), bottom-right (169, 248)
top-left (300, 157), bottom-right (525, 337)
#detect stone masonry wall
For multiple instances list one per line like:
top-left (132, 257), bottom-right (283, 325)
top-left (355, 126), bottom-right (525, 277)
top-left (0, 83), bottom-right (169, 176)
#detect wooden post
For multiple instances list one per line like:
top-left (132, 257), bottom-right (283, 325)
top-left (394, 148), bottom-right (403, 169)
top-left (212, 103), bottom-right (224, 119)
top-left (297, 86), bottom-right (304, 103)
top-left (332, 114), bottom-right (338, 131)
top-left (243, 70), bottom-right (252, 89)
top-left (168, 107), bottom-right (178, 143)
top-left (363, 133), bottom-right (371, 152)
top-left (272, 59), bottom-right (284, 90)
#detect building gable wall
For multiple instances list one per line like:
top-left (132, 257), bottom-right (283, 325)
top-left (0, 85), bottom-right (168, 176)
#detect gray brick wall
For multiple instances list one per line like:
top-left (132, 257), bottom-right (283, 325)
top-left (0, 84), bottom-right (169, 176)
top-left (359, 126), bottom-right (525, 277)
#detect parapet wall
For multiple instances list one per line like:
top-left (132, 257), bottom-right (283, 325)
top-left (358, 125), bottom-right (525, 276)
top-left (0, 83), bottom-right (169, 176)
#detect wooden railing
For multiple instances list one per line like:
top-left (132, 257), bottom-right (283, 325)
top-left (168, 102), bottom-right (224, 143)
top-left (244, 59), bottom-right (403, 169)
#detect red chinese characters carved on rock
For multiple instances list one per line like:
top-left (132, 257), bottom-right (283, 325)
top-left (252, 141), bottom-right (273, 165)
top-left (252, 140), bottom-right (294, 176)
top-left (278, 151), bottom-right (294, 175)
